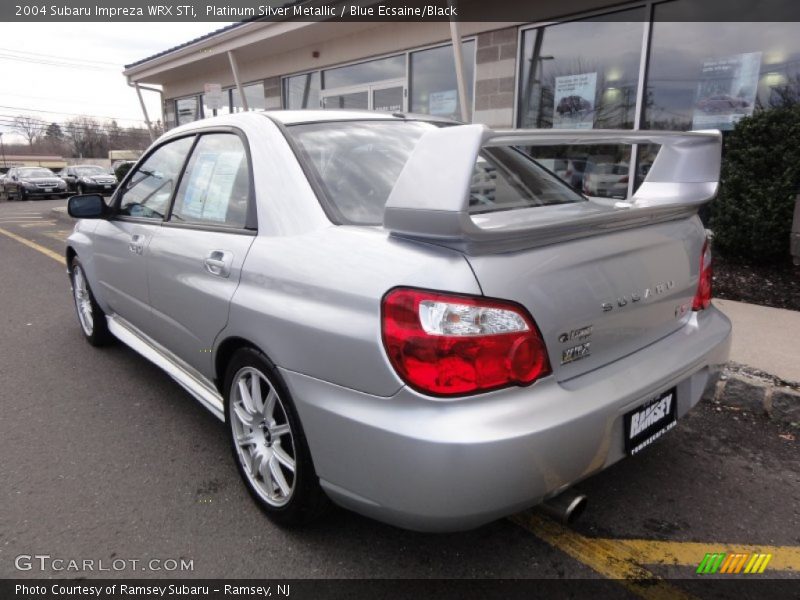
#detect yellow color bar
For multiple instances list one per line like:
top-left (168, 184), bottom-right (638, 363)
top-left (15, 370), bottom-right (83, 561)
top-left (758, 554), bottom-right (772, 573)
top-left (742, 554), bottom-right (759, 573)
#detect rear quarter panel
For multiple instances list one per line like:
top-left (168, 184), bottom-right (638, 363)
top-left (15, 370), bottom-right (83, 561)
top-left (221, 227), bottom-right (482, 397)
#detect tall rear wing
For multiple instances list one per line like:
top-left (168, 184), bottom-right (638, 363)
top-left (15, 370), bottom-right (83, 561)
top-left (383, 124), bottom-right (722, 243)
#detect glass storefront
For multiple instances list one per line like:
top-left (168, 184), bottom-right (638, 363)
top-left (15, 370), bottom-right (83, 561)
top-left (410, 41), bottom-right (475, 120)
top-left (283, 42), bottom-right (475, 117)
top-left (518, 10), bottom-right (645, 130)
top-left (175, 96), bottom-right (199, 126)
top-left (646, 19), bottom-right (800, 131)
top-left (284, 72), bottom-right (321, 110)
top-left (517, 9), bottom-right (646, 198)
top-left (323, 55), bottom-right (405, 89)
top-left (231, 82), bottom-right (266, 112)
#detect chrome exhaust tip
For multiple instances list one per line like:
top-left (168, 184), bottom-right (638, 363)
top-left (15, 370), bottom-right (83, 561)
top-left (538, 489), bottom-right (587, 524)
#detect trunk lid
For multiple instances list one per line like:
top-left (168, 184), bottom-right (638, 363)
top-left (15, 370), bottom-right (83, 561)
top-left (467, 216), bottom-right (705, 381)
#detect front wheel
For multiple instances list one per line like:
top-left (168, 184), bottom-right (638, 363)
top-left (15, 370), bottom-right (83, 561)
top-left (225, 348), bottom-right (329, 526)
top-left (70, 257), bottom-right (113, 346)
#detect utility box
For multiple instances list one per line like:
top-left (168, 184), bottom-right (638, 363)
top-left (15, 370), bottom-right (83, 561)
top-left (792, 193), bottom-right (800, 266)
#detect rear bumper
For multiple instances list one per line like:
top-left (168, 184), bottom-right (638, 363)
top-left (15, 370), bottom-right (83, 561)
top-left (281, 306), bottom-right (731, 532)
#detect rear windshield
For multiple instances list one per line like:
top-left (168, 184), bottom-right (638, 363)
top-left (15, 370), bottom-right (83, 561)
top-left (286, 121), bottom-right (585, 225)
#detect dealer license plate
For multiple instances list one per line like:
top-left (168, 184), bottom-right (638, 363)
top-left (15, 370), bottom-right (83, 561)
top-left (44, 188), bottom-right (53, 192)
top-left (624, 387), bottom-right (677, 455)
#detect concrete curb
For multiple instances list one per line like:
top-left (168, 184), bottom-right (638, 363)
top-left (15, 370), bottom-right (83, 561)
top-left (704, 362), bottom-right (800, 426)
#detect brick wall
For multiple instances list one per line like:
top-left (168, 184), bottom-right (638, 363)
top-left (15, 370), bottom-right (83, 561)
top-left (472, 27), bottom-right (518, 128)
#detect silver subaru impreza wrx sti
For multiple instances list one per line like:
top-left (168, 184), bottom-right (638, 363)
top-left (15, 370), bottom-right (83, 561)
top-left (65, 111), bottom-right (730, 531)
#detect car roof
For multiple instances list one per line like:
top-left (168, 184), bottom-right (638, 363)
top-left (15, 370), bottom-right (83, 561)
top-left (160, 109), bottom-right (459, 143)
top-left (266, 109), bottom-right (458, 126)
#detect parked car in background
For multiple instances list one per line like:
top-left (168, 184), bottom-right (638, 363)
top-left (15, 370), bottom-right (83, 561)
top-left (62, 165), bottom-right (118, 195)
top-left (0, 166), bottom-right (68, 200)
top-left (556, 95), bottom-right (593, 115)
top-left (583, 160), bottom-right (629, 199)
top-left (532, 158), bottom-right (588, 191)
top-left (64, 111), bottom-right (729, 532)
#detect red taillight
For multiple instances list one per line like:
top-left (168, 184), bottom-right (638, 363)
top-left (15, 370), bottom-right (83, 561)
top-left (692, 239), bottom-right (713, 311)
top-left (381, 288), bottom-right (551, 396)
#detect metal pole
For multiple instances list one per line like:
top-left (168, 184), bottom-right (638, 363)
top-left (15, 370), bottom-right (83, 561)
top-left (133, 82), bottom-right (156, 142)
top-left (628, 9), bottom-right (653, 200)
top-left (448, 2), bottom-right (469, 123)
top-left (228, 50), bottom-right (249, 111)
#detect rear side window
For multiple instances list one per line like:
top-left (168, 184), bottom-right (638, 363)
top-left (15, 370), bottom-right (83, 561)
top-left (118, 137), bottom-right (194, 219)
top-left (170, 133), bottom-right (250, 228)
top-left (286, 121), bottom-right (585, 225)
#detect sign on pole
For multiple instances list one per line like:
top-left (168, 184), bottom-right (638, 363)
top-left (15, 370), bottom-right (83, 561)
top-left (204, 83), bottom-right (223, 111)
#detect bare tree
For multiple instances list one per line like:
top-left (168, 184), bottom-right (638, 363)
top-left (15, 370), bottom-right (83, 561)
top-left (14, 115), bottom-right (45, 147)
top-left (64, 116), bottom-right (109, 158)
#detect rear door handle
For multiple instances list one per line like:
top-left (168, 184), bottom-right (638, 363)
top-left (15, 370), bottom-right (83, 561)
top-left (129, 233), bottom-right (146, 255)
top-left (204, 250), bottom-right (233, 278)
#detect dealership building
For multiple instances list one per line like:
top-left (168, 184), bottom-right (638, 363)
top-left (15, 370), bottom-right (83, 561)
top-left (123, 0), bottom-right (799, 197)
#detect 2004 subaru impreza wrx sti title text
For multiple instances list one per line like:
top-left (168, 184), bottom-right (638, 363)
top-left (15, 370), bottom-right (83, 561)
top-left (64, 110), bottom-right (730, 531)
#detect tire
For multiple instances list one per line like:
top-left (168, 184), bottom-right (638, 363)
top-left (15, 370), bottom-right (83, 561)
top-left (18, 187), bottom-right (27, 201)
top-left (224, 347), bottom-right (329, 527)
top-left (70, 257), bottom-right (114, 346)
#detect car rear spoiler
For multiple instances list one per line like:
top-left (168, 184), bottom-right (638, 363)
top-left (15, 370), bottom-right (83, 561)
top-left (383, 125), bottom-right (722, 252)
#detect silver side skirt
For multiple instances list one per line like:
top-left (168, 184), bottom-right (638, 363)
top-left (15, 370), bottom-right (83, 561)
top-left (106, 315), bottom-right (225, 422)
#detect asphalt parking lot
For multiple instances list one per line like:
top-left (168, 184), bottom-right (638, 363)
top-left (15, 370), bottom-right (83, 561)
top-left (1, 199), bottom-right (798, 595)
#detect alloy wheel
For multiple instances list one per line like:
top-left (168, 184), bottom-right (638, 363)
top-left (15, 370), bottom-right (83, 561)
top-left (229, 367), bottom-right (297, 507)
top-left (72, 265), bottom-right (94, 336)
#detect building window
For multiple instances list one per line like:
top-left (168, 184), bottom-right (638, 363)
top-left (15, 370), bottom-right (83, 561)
top-left (232, 82), bottom-right (266, 112)
top-left (410, 41), bottom-right (475, 121)
top-left (518, 10), bottom-right (646, 130)
top-left (516, 10), bottom-right (646, 199)
top-left (646, 9), bottom-right (800, 130)
top-left (284, 72), bottom-right (320, 109)
top-left (322, 55), bottom-right (405, 89)
top-left (175, 96), bottom-right (199, 125)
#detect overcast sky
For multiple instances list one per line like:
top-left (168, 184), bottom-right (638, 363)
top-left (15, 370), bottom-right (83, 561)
top-left (0, 22), bottom-right (231, 144)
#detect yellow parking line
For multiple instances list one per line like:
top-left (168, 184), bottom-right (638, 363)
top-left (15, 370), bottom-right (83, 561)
top-left (612, 538), bottom-right (800, 572)
top-left (511, 512), bottom-right (698, 600)
top-left (512, 511), bottom-right (800, 599)
top-left (0, 227), bottom-right (63, 263)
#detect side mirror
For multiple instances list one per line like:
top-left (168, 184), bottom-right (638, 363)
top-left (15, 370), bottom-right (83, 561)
top-left (68, 194), bottom-right (107, 219)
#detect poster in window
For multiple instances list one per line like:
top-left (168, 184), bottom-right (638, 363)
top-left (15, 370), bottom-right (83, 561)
top-left (429, 90), bottom-right (458, 116)
top-left (692, 52), bottom-right (761, 130)
top-left (553, 72), bottom-right (597, 129)
top-left (180, 151), bottom-right (243, 223)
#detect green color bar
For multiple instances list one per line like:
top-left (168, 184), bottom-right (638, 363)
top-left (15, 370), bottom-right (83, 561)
top-left (697, 553), bottom-right (727, 574)
top-left (696, 553), bottom-right (712, 574)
